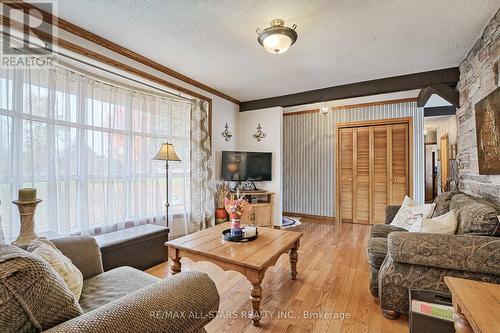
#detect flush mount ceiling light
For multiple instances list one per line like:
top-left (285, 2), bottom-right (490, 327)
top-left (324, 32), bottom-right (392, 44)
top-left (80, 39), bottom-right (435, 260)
top-left (256, 19), bottom-right (298, 54)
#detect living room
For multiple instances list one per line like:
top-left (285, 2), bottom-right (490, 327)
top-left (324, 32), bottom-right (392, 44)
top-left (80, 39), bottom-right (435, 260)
top-left (0, 1), bottom-right (499, 332)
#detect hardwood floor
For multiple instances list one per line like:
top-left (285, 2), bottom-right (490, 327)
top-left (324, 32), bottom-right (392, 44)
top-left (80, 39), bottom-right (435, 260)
top-left (146, 219), bottom-right (408, 332)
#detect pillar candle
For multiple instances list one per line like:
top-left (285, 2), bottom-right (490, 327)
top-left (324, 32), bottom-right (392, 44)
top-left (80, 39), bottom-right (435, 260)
top-left (18, 188), bottom-right (36, 202)
top-left (244, 226), bottom-right (257, 238)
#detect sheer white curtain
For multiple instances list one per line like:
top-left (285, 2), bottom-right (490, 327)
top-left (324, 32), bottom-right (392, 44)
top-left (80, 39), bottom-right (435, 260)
top-left (0, 66), bottom-right (192, 239)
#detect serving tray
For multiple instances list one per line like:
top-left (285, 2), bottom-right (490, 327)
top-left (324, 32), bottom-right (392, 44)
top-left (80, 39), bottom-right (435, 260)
top-left (222, 228), bottom-right (258, 242)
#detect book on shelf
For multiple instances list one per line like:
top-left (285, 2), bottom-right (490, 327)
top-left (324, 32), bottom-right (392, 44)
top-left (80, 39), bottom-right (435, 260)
top-left (411, 299), bottom-right (457, 322)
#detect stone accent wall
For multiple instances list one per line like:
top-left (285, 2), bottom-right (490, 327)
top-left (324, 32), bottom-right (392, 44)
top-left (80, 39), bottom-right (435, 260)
top-left (457, 9), bottom-right (500, 205)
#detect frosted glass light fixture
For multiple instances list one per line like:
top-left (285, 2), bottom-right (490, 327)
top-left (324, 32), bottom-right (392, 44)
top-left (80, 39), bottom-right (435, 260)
top-left (320, 104), bottom-right (330, 115)
top-left (256, 19), bottom-right (298, 54)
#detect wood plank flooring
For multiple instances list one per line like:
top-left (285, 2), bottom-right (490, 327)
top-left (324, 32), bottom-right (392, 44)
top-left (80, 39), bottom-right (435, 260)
top-left (146, 219), bottom-right (408, 332)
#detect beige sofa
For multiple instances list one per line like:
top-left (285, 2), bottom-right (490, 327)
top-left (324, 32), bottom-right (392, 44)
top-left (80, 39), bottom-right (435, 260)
top-left (1, 236), bottom-right (220, 332)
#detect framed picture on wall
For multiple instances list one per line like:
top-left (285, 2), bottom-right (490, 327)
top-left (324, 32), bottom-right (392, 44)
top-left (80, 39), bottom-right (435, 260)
top-left (475, 86), bottom-right (500, 175)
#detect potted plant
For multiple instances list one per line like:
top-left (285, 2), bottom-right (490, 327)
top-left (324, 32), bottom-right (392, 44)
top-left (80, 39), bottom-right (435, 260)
top-left (215, 181), bottom-right (230, 224)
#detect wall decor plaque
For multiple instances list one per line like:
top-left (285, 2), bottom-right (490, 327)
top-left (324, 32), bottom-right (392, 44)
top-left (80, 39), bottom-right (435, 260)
top-left (475, 87), bottom-right (500, 175)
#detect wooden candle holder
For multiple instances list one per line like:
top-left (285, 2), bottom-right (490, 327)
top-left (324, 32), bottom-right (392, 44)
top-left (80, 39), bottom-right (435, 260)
top-left (12, 199), bottom-right (42, 246)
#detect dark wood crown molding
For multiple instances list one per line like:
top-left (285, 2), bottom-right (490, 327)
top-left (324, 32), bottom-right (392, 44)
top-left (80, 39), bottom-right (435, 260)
top-left (4, 1), bottom-right (240, 105)
top-left (240, 68), bottom-right (459, 111)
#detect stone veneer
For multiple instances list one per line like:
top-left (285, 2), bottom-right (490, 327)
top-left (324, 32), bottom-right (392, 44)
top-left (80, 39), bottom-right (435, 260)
top-left (456, 9), bottom-right (500, 206)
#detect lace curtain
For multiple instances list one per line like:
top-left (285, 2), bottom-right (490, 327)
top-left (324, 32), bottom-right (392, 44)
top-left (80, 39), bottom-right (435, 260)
top-left (189, 99), bottom-right (214, 233)
top-left (0, 66), bottom-right (192, 239)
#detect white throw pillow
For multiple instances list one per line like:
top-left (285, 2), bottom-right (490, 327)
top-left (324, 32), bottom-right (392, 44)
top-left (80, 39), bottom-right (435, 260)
top-left (390, 196), bottom-right (435, 230)
top-left (412, 203), bottom-right (436, 219)
top-left (409, 210), bottom-right (458, 234)
top-left (28, 237), bottom-right (84, 301)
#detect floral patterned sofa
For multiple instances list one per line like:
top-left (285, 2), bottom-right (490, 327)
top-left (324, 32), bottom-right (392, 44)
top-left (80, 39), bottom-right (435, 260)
top-left (366, 191), bottom-right (500, 319)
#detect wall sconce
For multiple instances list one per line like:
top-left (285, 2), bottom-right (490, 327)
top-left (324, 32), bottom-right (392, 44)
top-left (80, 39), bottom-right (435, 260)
top-left (252, 124), bottom-right (266, 142)
top-left (320, 104), bottom-right (330, 115)
top-left (448, 143), bottom-right (457, 160)
top-left (221, 122), bottom-right (233, 141)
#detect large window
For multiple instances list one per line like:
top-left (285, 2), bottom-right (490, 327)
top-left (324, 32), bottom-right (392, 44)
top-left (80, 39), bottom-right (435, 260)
top-left (0, 66), bottom-right (191, 239)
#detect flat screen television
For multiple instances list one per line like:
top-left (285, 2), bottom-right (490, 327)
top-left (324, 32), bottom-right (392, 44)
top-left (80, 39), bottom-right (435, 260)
top-left (222, 151), bottom-right (272, 181)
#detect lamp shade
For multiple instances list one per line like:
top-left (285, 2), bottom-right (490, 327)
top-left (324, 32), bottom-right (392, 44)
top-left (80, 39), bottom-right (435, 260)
top-left (153, 143), bottom-right (181, 161)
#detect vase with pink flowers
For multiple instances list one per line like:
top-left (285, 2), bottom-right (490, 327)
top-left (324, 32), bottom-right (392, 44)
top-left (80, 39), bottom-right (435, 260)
top-left (224, 196), bottom-right (252, 237)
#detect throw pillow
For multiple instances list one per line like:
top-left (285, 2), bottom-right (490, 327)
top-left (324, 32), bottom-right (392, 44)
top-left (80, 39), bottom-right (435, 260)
top-left (390, 196), bottom-right (435, 230)
top-left (409, 210), bottom-right (458, 234)
top-left (0, 245), bottom-right (83, 332)
top-left (412, 203), bottom-right (436, 219)
top-left (28, 237), bottom-right (84, 301)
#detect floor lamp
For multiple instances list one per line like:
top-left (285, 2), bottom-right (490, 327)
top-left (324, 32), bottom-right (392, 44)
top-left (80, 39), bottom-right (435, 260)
top-left (153, 143), bottom-right (181, 231)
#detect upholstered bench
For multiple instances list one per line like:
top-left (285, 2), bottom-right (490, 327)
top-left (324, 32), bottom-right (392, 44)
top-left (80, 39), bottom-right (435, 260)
top-left (94, 224), bottom-right (169, 271)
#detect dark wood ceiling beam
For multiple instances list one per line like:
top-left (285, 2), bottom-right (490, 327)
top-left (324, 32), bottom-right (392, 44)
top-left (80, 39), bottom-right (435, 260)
top-left (417, 83), bottom-right (459, 107)
top-left (240, 67), bottom-right (460, 111)
top-left (417, 87), bottom-right (433, 107)
top-left (424, 105), bottom-right (456, 117)
top-left (4, 1), bottom-right (240, 105)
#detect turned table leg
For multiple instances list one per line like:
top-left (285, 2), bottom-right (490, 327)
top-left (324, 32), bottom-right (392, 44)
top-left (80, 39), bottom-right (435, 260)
top-left (454, 312), bottom-right (474, 333)
top-left (168, 247), bottom-right (182, 275)
top-left (246, 270), bottom-right (264, 326)
top-left (289, 240), bottom-right (299, 280)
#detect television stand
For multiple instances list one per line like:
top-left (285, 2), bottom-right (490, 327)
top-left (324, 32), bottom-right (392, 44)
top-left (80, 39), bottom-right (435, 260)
top-left (227, 191), bottom-right (275, 227)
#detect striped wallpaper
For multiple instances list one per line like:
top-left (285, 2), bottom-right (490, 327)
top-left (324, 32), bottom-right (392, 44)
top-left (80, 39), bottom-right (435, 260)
top-left (283, 101), bottom-right (424, 217)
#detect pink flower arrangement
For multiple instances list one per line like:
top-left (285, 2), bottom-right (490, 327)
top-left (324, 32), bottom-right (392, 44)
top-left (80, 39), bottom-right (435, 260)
top-left (224, 196), bottom-right (252, 219)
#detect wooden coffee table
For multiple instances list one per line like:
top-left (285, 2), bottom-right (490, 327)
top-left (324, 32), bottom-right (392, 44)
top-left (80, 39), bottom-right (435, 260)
top-left (445, 277), bottom-right (500, 333)
top-left (165, 222), bottom-right (303, 326)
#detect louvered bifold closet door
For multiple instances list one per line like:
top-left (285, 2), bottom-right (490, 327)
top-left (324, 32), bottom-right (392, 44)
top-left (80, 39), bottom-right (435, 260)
top-left (372, 125), bottom-right (389, 224)
top-left (390, 124), bottom-right (409, 204)
top-left (354, 127), bottom-right (370, 224)
top-left (339, 128), bottom-right (354, 223)
top-left (338, 122), bottom-right (410, 225)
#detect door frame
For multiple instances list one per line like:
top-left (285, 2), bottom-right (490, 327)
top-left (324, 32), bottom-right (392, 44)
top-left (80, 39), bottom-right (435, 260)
top-left (335, 117), bottom-right (414, 223)
top-left (440, 134), bottom-right (450, 192)
top-left (424, 142), bottom-right (438, 203)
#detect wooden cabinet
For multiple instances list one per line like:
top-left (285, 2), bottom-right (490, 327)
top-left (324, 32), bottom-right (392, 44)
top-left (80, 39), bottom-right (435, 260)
top-left (228, 192), bottom-right (275, 227)
top-left (337, 119), bottom-right (412, 225)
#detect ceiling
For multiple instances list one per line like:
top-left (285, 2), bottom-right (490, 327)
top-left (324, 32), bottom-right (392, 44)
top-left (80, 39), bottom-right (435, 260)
top-left (54, 0), bottom-right (499, 102)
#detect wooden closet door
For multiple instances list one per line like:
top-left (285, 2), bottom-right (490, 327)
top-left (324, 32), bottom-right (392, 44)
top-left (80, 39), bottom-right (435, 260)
top-left (355, 127), bottom-right (370, 224)
top-left (372, 125), bottom-right (388, 224)
top-left (390, 124), bottom-right (409, 204)
top-left (339, 128), bottom-right (354, 222)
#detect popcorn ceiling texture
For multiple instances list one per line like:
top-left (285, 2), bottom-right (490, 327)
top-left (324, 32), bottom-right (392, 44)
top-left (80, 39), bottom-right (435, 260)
top-left (53, 0), bottom-right (499, 101)
top-left (457, 9), bottom-right (500, 205)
